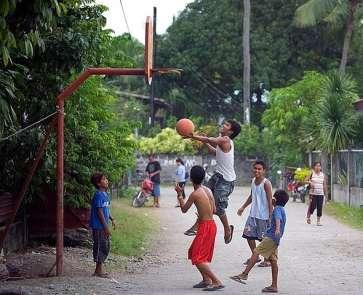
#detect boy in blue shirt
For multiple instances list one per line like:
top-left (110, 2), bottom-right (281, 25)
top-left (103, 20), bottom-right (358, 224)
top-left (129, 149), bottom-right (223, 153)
top-left (90, 173), bottom-right (116, 278)
top-left (230, 189), bottom-right (289, 293)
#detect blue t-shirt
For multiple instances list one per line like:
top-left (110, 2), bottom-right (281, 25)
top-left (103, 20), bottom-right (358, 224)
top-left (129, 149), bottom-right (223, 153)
top-left (89, 190), bottom-right (110, 230)
top-left (265, 206), bottom-right (286, 246)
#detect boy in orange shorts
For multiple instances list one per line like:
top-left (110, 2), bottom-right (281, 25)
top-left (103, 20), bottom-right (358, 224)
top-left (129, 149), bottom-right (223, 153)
top-left (230, 190), bottom-right (289, 293)
top-left (175, 165), bottom-right (224, 291)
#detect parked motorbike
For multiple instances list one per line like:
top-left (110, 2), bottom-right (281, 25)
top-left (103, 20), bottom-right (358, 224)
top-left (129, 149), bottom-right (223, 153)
top-left (292, 183), bottom-right (309, 203)
top-left (132, 178), bottom-right (153, 208)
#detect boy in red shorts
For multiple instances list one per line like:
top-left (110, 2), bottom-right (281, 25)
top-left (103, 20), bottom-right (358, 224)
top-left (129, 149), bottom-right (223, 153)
top-left (175, 165), bottom-right (224, 291)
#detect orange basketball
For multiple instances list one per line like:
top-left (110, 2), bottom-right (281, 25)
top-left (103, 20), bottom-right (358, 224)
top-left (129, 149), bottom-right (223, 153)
top-left (176, 118), bottom-right (195, 136)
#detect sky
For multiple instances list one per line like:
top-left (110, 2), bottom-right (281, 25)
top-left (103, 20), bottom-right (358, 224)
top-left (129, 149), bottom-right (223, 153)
top-left (96, 0), bottom-right (194, 43)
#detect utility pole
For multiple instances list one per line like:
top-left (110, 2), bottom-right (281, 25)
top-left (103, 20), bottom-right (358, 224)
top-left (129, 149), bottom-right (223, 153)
top-left (150, 7), bottom-right (157, 127)
top-left (243, 0), bottom-right (251, 124)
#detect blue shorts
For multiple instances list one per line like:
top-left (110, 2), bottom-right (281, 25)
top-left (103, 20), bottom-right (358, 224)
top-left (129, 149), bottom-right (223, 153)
top-left (207, 173), bottom-right (234, 217)
top-left (152, 182), bottom-right (160, 197)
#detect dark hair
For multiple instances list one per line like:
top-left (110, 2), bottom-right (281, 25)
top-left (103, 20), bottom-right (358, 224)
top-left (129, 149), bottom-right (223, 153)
top-left (176, 157), bottom-right (184, 165)
top-left (313, 161), bottom-right (321, 168)
top-left (226, 119), bottom-right (241, 139)
top-left (190, 165), bottom-right (205, 185)
top-left (91, 172), bottom-right (105, 189)
top-left (253, 160), bottom-right (266, 170)
top-left (274, 189), bottom-right (289, 207)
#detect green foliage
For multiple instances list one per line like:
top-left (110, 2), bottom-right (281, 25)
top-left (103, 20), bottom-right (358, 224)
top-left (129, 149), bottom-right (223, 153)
top-left (0, 0), bottom-right (65, 66)
top-left (0, 1), bottom-right (141, 209)
top-left (294, 168), bottom-right (312, 182)
top-left (157, 0), bottom-right (342, 120)
top-left (302, 71), bottom-right (359, 153)
top-left (325, 201), bottom-right (363, 230)
top-left (234, 124), bottom-right (265, 157)
top-left (138, 127), bottom-right (196, 155)
top-left (262, 71), bottom-right (326, 168)
top-left (59, 77), bottom-right (138, 207)
top-left (295, 0), bottom-right (349, 27)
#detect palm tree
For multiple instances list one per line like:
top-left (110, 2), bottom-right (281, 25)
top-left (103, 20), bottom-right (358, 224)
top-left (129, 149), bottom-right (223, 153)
top-left (303, 71), bottom-right (358, 153)
top-left (295, 0), bottom-right (362, 74)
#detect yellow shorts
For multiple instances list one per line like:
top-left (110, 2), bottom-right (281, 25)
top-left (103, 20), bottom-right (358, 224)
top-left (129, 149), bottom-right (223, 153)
top-left (255, 237), bottom-right (278, 261)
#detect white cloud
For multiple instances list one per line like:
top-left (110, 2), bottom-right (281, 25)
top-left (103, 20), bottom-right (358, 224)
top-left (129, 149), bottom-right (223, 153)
top-left (96, 0), bottom-right (193, 43)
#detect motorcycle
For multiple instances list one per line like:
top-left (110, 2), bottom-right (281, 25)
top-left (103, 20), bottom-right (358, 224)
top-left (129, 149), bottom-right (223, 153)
top-left (132, 178), bottom-right (153, 208)
top-left (292, 182), bottom-right (309, 203)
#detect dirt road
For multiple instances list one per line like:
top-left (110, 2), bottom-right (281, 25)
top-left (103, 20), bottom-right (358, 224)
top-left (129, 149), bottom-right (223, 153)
top-left (3, 186), bottom-right (363, 294)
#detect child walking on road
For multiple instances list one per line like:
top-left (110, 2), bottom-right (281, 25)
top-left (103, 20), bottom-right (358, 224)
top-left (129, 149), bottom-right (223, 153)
top-left (230, 190), bottom-right (289, 293)
top-left (175, 165), bottom-right (224, 291)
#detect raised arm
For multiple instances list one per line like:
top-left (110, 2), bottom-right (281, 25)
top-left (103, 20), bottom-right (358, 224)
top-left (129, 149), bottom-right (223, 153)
top-left (191, 134), bottom-right (231, 152)
top-left (205, 143), bottom-right (216, 155)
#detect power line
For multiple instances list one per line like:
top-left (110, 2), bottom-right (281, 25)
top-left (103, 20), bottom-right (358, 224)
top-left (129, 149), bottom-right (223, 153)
top-left (160, 38), bottom-right (242, 107)
top-left (0, 111), bottom-right (58, 143)
top-left (119, 0), bottom-right (131, 36)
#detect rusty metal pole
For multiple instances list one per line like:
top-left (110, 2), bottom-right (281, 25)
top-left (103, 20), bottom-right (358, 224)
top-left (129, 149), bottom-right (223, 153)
top-left (54, 67), bottom-right (146, 275)
top-left (56, 99), bottom-right (65, 275)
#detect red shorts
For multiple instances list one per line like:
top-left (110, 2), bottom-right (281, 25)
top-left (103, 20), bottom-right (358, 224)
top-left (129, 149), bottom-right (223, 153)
top-left (188, 219), bottom-right (217, 265)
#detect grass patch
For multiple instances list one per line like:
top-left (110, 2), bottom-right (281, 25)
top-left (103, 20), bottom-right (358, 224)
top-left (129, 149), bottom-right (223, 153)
top-left (110, 197), bottom-right (155, 257)
top-left (325, 202), bottom-right (363, 230)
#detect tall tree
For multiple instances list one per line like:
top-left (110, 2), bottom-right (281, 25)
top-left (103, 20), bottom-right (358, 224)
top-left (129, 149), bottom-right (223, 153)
top-left (243, 0), bottom-right (251, 124)
top-left (295, 0), bottom-right (362, 74)
top-left (157, 0), bottom-right (342, 121)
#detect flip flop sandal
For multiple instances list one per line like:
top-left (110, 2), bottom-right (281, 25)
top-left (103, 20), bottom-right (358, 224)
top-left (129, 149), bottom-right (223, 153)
top-left (193, 281), bottom-right (211, 288)
top-left (225, 225), bottom-right (234, 244)
top-left (202, 285), bottom-right (225, 291)
top-left (184, 228), bottom-right (197, 236)
top-left (262, 286), bottom-right (278, 293)
top-left (230, 274), bottom-right (247, 284)
top-left (258, 261), bottom-right (271, 267)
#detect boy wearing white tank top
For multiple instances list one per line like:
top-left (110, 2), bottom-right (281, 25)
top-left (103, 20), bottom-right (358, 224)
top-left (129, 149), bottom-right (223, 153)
top-left (184, 120), bottom-right (241, 244)
top-left (237, 160), bottom-right (273, 267)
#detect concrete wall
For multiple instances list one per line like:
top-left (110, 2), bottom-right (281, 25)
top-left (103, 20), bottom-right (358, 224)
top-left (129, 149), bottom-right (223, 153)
top-left (333, 184), bottom-right (363, 208)
top-left (350, 187), bottom-right (363, 208)
top-left (134, 154), bottom-right (256, 185)
top-left (333, 184), bottom-right (348, 205)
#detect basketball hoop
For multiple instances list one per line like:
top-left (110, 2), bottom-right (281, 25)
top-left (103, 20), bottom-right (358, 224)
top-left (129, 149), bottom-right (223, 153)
top-left (145, 16), bottom-right (153, 85)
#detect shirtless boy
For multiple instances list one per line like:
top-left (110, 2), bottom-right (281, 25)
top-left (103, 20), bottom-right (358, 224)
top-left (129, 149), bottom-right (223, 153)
top-left (175, 165), bottom-right (224, 291)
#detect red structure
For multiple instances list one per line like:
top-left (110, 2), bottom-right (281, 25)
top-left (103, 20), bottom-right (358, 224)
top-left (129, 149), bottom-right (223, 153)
top-left (0, 16), bottom-right (178, 276)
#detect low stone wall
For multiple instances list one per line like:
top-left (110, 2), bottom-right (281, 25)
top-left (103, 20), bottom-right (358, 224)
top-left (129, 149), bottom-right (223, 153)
top-left (134, 154), bottom-right (256, 185)
top-left (333, 184), bottom-right (363, 208)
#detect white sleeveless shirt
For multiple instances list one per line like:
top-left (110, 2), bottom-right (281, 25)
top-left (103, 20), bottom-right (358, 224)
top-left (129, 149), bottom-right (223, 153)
top-left (215, 139), bottom-right (236, 182)
top-left (249, 178), bottom-right (269, 220)
top-left (310, 171), bottom-right (325, 195)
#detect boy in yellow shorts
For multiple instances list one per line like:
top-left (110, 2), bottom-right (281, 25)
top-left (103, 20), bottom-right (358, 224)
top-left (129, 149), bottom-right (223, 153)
top-left (230, 190), bottom-right (289, 293)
